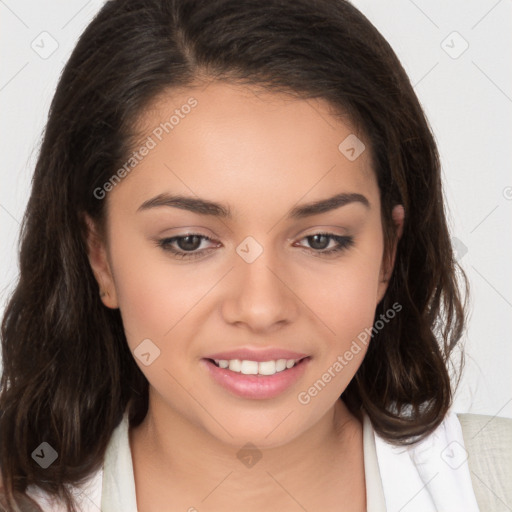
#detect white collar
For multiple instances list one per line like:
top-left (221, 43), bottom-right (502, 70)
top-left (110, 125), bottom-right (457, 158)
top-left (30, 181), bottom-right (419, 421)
top-left (372, 409), bottom-right (480, 512)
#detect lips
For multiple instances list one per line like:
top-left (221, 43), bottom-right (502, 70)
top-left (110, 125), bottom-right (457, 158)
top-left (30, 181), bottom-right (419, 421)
top-left (203, 347), bottom-right (309, 362)
top-left (201, 356), bottom-right (311, 399)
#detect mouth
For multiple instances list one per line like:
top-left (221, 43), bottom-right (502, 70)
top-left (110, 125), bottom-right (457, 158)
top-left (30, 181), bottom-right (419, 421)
top-left (206, 356), bottom-right (309, 375)
top-left (201, 356), bottom-right (311, 399)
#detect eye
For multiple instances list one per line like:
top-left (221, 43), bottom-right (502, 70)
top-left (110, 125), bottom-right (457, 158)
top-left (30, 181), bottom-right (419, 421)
top-left (157, 234), bottom-right (220, 260)
top-left (294, 233), bottom-right (354, 256)
top-left (156, 232), bottom-right (354, 260)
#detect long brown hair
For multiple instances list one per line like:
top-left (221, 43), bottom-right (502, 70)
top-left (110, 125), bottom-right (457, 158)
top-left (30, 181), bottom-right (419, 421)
top-left (1, 0), bottom-right (468, 509)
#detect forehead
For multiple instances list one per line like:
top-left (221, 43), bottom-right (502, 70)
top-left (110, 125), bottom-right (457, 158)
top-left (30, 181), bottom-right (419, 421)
top-left (111, 81), bottom-right (379, 217)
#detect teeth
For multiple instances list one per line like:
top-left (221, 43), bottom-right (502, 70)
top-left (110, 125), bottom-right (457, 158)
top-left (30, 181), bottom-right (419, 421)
top-left (259, 360), bottom-right (277, 375)
top-left (240, 360), bottom-right (258, 375)
top-left (213, 358), bottom-right (301, 375)
top-left (275, 359), bottom-right (287, 372)
top-left (228, 359), bottom-right (241, 372)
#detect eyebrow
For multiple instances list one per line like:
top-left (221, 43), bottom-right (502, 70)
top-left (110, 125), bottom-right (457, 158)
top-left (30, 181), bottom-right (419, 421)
top-left (137, 191), bottom-right (370, 219)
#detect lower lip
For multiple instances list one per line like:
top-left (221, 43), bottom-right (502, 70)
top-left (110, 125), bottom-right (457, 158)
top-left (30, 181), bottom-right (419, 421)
top-left (201, 357), bottom-right (311, 400)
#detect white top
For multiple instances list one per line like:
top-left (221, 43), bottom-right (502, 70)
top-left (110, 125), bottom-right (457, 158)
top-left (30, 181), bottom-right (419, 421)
top-left (26, 409), bottom-right (480, 511)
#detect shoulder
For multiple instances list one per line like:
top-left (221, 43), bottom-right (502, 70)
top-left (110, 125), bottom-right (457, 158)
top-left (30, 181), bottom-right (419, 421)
top-left (457, 413), bottom-right (512, 512)
top-left (458, 412), bottom-right (512, 459)
top-left (458, 412), bottom-right (512, 444)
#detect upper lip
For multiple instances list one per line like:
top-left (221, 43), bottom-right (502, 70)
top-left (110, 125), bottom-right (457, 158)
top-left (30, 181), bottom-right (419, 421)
top-left (204, 347), bottom-right (309, 362)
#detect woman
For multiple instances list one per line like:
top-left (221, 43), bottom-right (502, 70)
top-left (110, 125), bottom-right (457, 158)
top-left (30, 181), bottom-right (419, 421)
top-left (1, 0), bottom-right (510, 510)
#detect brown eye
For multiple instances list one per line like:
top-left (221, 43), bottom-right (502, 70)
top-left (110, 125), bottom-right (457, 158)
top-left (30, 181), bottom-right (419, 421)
top-left (295, 233), bottom-right (354, 256)
top-left (307, 234), bottom-right (331, 250)
top-left (176, 235), bottom-right (203, 251)
top-left (157, 234), bottom-right (219, 260)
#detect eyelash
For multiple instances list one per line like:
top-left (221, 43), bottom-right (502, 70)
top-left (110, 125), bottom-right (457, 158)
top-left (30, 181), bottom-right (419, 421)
top-left (156, 232), bottom-right (354, 260)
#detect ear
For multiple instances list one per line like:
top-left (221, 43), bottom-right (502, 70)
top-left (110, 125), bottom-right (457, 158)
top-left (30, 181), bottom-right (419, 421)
top-left (83, 213), bottom-right (119, 309)
top-left (376, 204), bottom-right (405, 304)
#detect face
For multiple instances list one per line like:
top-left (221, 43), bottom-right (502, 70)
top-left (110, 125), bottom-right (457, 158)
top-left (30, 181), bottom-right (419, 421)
top-left (86, 81), bottom-right (403, 448)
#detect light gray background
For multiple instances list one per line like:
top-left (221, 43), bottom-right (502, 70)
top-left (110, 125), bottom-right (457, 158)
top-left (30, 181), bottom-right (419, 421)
top-left (1, 0), bottom-right (511, 418)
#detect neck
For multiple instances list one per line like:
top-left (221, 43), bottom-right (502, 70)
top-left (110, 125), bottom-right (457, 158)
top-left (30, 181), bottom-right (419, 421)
top-left (129, 392), bottom-right (365, 509)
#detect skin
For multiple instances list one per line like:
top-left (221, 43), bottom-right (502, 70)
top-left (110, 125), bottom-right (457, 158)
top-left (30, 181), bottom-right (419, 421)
top-left (86, 81), bottom-right (404, 511)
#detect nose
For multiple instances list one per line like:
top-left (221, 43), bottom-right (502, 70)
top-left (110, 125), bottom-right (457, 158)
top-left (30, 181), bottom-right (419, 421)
top-left (221, 247), bottom-right (300, 333)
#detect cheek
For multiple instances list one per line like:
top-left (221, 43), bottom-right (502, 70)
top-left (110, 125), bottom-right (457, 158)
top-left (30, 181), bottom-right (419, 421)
top-left (307, 243), bottom-right (383, 339)
top-left (294, 261), bottom-right (381, 409)
top-left (304, 266), bottom-right (380, 372)
top-left (107, 228), bottom-right (199, 347)
top-left (300, 234), bottom-right (384, 399)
